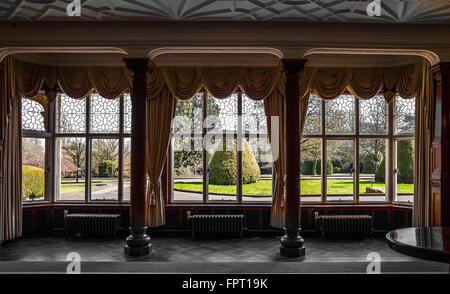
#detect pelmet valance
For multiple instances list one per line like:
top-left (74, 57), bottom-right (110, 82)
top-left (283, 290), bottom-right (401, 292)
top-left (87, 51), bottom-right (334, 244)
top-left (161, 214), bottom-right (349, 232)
top-left (12, 58), bottom-right (131, 101)
top-left (299, 62), bottom-right (423, 102)
top-left (146, 66), bottom-right (284, 101)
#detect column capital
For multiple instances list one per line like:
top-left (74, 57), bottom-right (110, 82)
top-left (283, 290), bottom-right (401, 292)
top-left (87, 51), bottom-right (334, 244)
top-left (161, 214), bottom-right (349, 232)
top-left (123, 58), bottom-right (151, 75)
top-left (431, 62), bottom-right (450, 81)
top-left (281, 59), bottom-right (307, 79)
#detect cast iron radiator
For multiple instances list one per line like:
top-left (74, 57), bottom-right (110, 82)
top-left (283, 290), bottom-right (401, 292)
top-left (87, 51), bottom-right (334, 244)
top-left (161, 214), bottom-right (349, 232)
top-left (314, 212), bottom-right (373, 239)
top-left (187, 211), bottom-right (244, 239)
top-left (64, 210), bottom-right (121, 239)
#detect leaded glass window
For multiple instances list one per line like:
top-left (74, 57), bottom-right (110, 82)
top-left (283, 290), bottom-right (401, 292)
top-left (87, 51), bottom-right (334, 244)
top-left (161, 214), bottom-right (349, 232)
top-left (325, 94), bottom-right (355, 135)
top-left (22, 98), bottom-right (46, 131)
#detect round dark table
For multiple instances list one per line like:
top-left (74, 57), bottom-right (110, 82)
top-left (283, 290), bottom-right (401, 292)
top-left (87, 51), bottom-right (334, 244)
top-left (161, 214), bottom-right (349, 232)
top-left (386, 227), bottom-right (450, 271)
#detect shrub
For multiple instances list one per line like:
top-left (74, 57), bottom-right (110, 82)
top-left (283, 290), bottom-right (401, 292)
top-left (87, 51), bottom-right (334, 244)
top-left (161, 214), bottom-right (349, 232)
top-left (209, 139), bottom-right (260, 185)
top-left (98, 160), bottom-right (118, 177)
top-left (22, 165), bottom-right (45, 200)
top-left (259, 163), bottom-right (273, 175)
top-left (311, 159), bottom-right (333, 175)
top-left (398, 140), bottom-right (414, 184)
top-left (301, 160), bottom-right (314, 175)
top-left (375, 157), bottom-right (386, 183)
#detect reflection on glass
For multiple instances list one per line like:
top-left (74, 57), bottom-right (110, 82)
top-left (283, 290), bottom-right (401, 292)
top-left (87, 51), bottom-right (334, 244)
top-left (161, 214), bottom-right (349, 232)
top-left (359, 139), bottom-right (387, 202)
top-left (395, 139), bottom-right (415, 203)
top-left (300, 138), bottom-right (321, 202)
top-left (123, 138), bottom-right (131, 201)
top-left (172, 137), bottom-right (203, 202)
top-left (22, 138), bottom-right (46, 201)
top-left (56, 94), bottom-right (86, 133)
top-left (326, 140), bottom-right (354, 201)
top-left (56, 137), bottom-right (85, 201)
top-left (91, 139), bottom-right (119, 201)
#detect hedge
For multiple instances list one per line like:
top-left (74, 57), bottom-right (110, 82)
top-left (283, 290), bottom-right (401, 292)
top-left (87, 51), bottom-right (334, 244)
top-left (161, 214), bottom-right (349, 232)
top-left (301, 159), bottom-right (333, 175)
top-left (397, 140), bottom-right (414, 184)
top-left (22, 165), bottom-right (45, 200)
top-left (375, 157), bottom-right (386, 182)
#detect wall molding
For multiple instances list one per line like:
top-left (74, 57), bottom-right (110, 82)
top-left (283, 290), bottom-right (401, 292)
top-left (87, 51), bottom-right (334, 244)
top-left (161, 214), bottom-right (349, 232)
top-left (148, 47), bottom-right (284, 60)
top-left (0, 47), bottom-right (128, 63)
top-left (303, 48), bottom-right (440, 66)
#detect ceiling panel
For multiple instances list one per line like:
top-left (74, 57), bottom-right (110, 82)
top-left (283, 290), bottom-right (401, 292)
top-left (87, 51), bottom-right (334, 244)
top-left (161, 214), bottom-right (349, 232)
top-left (0, 0), bottom-right (449, 23)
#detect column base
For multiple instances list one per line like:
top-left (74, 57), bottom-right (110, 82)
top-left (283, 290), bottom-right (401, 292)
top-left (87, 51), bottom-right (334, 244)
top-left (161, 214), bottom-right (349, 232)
top-left (124, 226), bottom-right (152, 257)
top-left (280, 245), bottom-right (305, 258)
top-left (124, 244), bottom-right (152, 257)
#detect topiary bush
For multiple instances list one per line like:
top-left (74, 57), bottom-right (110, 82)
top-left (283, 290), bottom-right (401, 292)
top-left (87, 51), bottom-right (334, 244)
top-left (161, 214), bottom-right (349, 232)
top-left (301, 160), bottom-right (314, 175)
top-left (312, 159), bottom-right (333, 175)
top-left (397, 140), bottom-right (414, 184)
top-left (22, 165), bottom-right (45, 200)
top-left (98, 160), bottom-right (119, 177)
top-left (209, 139), bottom-right (260, 185)
top-left (375, 157), bottom-right (386, 183)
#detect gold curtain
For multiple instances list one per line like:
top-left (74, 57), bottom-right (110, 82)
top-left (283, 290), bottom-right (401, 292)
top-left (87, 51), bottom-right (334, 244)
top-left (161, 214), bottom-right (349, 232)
top-left (413, 61), bottom-right (433, 227)
top-left (264, 89), bottom-right (285, 228)
top-left (148, 66), bottom-right (283, 101)
top-left (12, 58), bottom-right (130, 100)
top-left (146, 86), bottom-right (177, 227)
top-left (0, 56), bottom-right (22, 242)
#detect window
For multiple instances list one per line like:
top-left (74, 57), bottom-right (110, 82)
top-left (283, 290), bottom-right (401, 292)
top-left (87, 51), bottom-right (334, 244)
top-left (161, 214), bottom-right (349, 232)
top-left (55, 93), bottom-right (130, 202)
top-left (394, 96), bottom-right (415, 204)
top-left (21, 98), bottom-right (49, 201)
top-left (171, 92), bottom-right (273, 203)
top-left (301, 93), bottom-right (415, 204)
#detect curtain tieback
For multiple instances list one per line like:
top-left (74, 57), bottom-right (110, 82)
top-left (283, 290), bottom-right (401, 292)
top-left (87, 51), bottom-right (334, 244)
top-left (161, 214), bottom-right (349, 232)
top-left (149, 182), bottom-right (157, 207)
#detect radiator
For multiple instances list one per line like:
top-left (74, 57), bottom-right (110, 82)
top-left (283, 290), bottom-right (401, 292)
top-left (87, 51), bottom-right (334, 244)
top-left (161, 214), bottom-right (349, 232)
top-left (187, 211), bottom-right (244, 239)
top-left (314, 212), bottom-right (373, 239)
top-left (64, 210), bottom-right (121, 239)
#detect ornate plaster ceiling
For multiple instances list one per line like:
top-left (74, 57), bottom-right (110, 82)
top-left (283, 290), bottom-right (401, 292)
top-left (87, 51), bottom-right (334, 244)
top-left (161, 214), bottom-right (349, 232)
top-left (1, 0), bottom-right (449, 23)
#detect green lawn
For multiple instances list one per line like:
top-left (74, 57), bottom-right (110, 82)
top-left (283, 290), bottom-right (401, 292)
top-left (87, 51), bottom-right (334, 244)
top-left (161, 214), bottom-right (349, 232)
top-left (174, 179), bottom-right (414, 196)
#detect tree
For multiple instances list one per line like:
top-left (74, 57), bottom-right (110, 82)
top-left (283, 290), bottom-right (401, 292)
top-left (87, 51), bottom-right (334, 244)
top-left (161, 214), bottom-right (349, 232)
top-left (397, 140), bottom-right (414, 184)
top-left (22, 138), bottom-right (45, 168)
top-left (301, 139), bottom-right (321, 175)
top-left (92, 139), bottom-right (119, 176)
top-left (62, 138), bottom-right (85, 183)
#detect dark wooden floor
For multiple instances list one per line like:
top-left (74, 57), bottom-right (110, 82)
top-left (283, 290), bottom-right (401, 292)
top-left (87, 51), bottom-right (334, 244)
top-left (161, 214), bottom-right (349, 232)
top-left (0, 236), bottom-right (447, 273)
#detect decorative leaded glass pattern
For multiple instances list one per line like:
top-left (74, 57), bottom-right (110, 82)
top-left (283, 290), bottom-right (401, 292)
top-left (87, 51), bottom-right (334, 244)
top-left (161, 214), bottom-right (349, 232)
top-left (325, 94), bottom-right (355, 135)
top-left (359, 95), bottom-right (388, 135)
top-left (56, 94), bottom-right (86, 133)
top-left (124, 93), bottom-right (132, 133)
top-left (173, 93), bottom-right (203, 134)
top-left (395, 96), bottom-right (415, 134)
top-left (90, 94), bottom-right (120, 133)
top-left (303, 94), bottom-right (321, 135)
top-left (21, 98), bottom-right (46, 131)
top-left (242, 94), bottom-right (267, 134)
top-left (206, 94), bottom-right (238, 133)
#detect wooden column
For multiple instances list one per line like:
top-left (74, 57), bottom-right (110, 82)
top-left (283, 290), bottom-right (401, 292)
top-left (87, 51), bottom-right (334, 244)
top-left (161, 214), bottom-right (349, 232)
top-left (280, 59), bottom-right (307, 258)
top-left (123, 58), bottom-right (151, 256)
top-left (430, 63), bottom-right (450, 227)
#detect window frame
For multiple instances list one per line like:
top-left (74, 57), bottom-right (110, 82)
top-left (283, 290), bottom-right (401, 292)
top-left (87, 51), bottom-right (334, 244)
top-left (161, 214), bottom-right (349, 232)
top-left (21, 97), bottom-right (52, 203)
top-left (301, 93), bottom-right (414, 206)
top-left (53, 93), bottom-right (130, 204)
top-left (170, 90), bottom-right (274, 205)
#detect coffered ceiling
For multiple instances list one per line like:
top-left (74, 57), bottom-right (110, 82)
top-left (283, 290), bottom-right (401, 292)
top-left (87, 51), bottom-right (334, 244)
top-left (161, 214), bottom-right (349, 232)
top-left (1, 0), bottom-right (449, 23)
